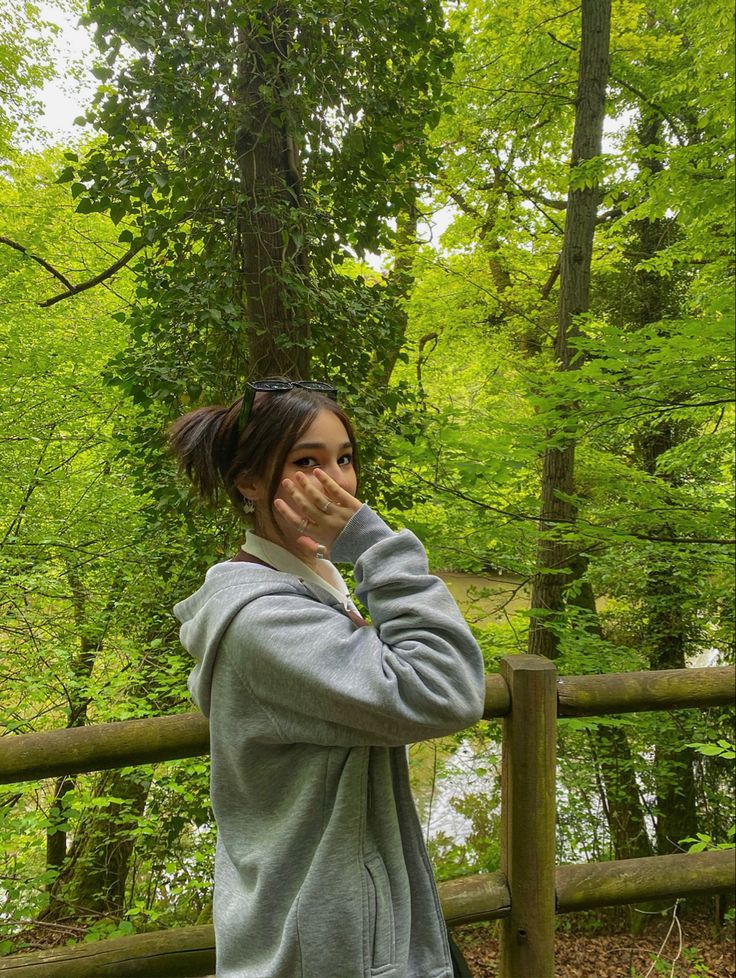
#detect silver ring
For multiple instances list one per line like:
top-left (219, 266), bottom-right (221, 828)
top-left (297, 517), bottom-right (309, 533)
top-left (315, 545), bottom-right (327, 560)
top-left (319, 500), bottom-right (333, 514)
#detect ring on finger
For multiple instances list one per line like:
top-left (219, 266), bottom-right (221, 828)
top-left (297, 517), bottom-right (309, 534)
top-left (319, 500), bottom-right (333, 514)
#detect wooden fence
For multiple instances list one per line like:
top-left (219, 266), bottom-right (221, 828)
top-left (0, 658), bottom-right (733, 977)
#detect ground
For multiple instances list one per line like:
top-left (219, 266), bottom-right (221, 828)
top-left (453, 915), bottom-right (735, 978)
top-left (7, 911), bottom-right (735, 976)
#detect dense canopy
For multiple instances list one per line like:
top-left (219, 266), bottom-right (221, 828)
top-left (0, 0), bottom-right (733, 959)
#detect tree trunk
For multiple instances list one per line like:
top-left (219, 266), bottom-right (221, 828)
top-left (522, 0), bottom-right (653, 890)
top-left (41, 605), bottom-right (165, 923)
top-left (568, 569), bottom-right (654, 861)
top-left (46, 563), bottom-right (118, 889)
top-left (528, 0), bottom-right (612, 658)
top-left (634, 419), bottom-right (698, 852)
top-left (235, 8), bottom-right (311, 379)
top-left (627, 109), bottom-right (698, 855)
top-left (43, 767), bottom-right (152, 920)
top-left (370, 205), bottom-right (418, 388)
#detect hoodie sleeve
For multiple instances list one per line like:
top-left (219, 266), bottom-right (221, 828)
top-left (217, 505), bottom-right (486, 747)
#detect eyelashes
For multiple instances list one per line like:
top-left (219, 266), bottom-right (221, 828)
top-left (293, 455), bottom-right (353, 468)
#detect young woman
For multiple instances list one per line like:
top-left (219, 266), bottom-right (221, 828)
top-left (170, 379), bottom-right (485, 978)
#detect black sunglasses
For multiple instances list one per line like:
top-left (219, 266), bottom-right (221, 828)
top-left (238, 379), bottom-right (338, 431)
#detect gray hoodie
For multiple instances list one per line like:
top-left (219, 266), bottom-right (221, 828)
top-left (174, 505), bottom-right (485, 978)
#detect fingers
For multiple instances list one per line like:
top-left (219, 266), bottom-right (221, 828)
top-left (283, 474), bottom-right (335, 520)
top-left (272, 496), bottom-right (315, 530)
top-left (313, 469), bottom-right (362, 513)
top-left (274, 469), bottom-right (361, 549)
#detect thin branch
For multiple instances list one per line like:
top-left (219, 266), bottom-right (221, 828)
top-left (546, 31), bottom-right (687, 145)
top-left (424, 254), bottom-right (547, 332)
top-left (541, 256), bottom-right (561, 299)
top-left (447, 190), bottom-right (485, 223)
top-left (485, 185), bottom-right (567, 210)
top-left (0, 236), bottom-right (73, 289)
top-left (498, 170), bottom-right (565, 233)
top-left (1, 426), bottom-right (57, 546)
top-left (402, 467), bottom-right (736, 546)
top-left (582, 398), bottom-right (736, 434)
top-left (532, 6), bottom-right (582, 30)
top-left (39, 239), bottom-right (147, 307)
top-left (612, 76), bottom-right (687, 147)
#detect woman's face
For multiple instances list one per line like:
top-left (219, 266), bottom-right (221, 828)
top-left (247, 408), bottom-right (358, 546)
top-left (278, 409), bottom-right (357, 495)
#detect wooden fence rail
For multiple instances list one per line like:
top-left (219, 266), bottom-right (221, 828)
top-left (2, 666), bottom-right (732, 786)
top-left (0, 660), bottom-right (734, 977)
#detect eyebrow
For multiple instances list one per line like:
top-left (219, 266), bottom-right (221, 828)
top-left (290, 441), bottom-right (353, 452)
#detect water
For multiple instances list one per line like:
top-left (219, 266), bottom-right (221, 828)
top-left (410, 737), bottom-right (501, 845)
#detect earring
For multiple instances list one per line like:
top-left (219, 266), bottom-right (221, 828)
top-left (242, 498), bottom-right (255, 515)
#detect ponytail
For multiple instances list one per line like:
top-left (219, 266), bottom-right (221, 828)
top-left (168, 403), bottom-right (241, 507)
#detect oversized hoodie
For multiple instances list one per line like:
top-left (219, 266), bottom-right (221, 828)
top-left (174, 504), bottom-right (486, 978)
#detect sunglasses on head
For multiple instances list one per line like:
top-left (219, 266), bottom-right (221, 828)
top-left (238, 379), bottom-right (338, 431)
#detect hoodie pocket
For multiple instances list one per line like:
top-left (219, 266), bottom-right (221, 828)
top-left (363, 852), bottom-right (395, 973)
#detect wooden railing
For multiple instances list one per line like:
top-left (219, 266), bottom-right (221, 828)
top-left (0, 659), bottom-right (733, 977)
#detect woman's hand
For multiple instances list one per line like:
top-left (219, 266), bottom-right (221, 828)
top-left (274, 468), bottom-right (363, 557)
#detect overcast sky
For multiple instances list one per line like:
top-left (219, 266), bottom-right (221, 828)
top-left (35, 2), bottom-right (96, 144)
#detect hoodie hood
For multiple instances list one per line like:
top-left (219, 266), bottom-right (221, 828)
top-left (174, 563), bottom-right (313, 718)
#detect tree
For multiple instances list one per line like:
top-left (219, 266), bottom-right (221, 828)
top-left (527, 0), bottom-right (612, 660)
top-left (395, 0), bottom-right (733, 870)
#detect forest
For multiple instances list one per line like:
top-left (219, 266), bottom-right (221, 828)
top-left (0, 0), bottom-right (734, 974)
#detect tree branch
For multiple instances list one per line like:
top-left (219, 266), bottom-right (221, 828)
top-left (496, 170), bottom-right (565, 233)
top-left (0, 236), bottom-right (73, 289)
top-left (541, 256), bottom-right (561, 299)
top-left (545, 31), bottom-right (687, 145)
top-left (403, 468), bottom-right (735, 546)
top-left (39, 240), bottom-right (147, 308)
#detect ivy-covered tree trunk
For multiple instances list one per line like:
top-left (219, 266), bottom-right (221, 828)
top-left (41, 606), bottom-right (179, 922)
top-left (235, 9), bottom-right (311, 379)
top-left (43, 768), bottom-right (152, 921)
top-left (528, 0), bottom-right (611, 658)
top-left (568, 571), bottom-right (654, 862)
top-left (644, 533), bottom-right (699, 854)
top-left (370, 205), bottom-right (418, 389)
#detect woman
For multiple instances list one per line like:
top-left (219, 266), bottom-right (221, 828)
top-left (170, 379), bottom-right (485, 978)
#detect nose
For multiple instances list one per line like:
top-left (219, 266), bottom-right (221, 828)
top-left (319, 460), bottom-right (344, 483)
top-left (318, 459), bottom-right (353, 490)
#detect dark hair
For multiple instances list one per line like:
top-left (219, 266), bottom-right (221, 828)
top-left (168, 382), bottom-right (359, 532)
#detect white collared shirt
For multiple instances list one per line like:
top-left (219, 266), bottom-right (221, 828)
top-left (243, 530), bottom-right (351, 611)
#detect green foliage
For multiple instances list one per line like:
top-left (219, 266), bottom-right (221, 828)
top-left (687, 740), bottom-right (735, 761)
top-left (0, 0), bottom-right (733, 947)
top-left (0, 1), bottom-right (63, 151)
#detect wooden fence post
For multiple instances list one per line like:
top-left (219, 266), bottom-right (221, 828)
top-left (500, 654), bottom-right (557, 978)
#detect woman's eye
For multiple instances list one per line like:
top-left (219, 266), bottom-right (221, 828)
top-left (292, 454), bottom-right (353, 468)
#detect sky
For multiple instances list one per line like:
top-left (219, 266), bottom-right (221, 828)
top-left (35, 2), bottom-right (96, 144)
